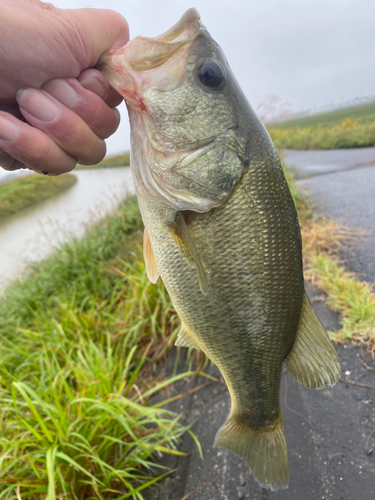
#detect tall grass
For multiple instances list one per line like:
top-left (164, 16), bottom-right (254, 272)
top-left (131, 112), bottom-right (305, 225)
top-left (0, 198), bottom-right (199, 499)
top-left (0, 174), bottom-right (77, 218)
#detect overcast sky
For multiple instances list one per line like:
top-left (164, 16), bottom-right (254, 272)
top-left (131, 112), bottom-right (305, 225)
top-left (53, 0), bottom-right (375, 156)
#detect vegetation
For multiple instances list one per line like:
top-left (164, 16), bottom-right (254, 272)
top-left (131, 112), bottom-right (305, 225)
top-left (307, 254), bottom-right (375, 350)
top-left (268, 118), bottom-right (375, 150)
top-left (0, 198), bottom-right (202, 499)
top-left (266, 101), bottom-right (375, 150)
top-left (0, 174), bottom-right (77, 218)
top-left (268, 100), bottom-right (375, 129)
top-left (77, 153), bottom-right (130, 170)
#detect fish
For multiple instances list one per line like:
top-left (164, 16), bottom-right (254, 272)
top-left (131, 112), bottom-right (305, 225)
top-left (99, 8), bottom-right (340, 491)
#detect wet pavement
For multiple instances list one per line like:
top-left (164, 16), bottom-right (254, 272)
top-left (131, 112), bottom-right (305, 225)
top-left (283, 147), bottom-right (375, 179)
top-left (285, 147), bottom-right (375, 283)
top-left (144, 148), bottom-right (375, 499)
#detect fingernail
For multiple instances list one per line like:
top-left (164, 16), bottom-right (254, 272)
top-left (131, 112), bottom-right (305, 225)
top-left (17, 88), bottom-right (60, 123)
top-left (42, 79), bottom-right (79, 109)
top-left (79, 77), bottom-right (107, 99)
top-left (0, 115), bottom-right (20, 141)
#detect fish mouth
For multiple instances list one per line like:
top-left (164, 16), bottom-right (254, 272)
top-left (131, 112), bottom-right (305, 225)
top-left (154, 8), bottom-right (202, 44)
top-left (98, 9), bottom-right (204, 111)
top-left (125, 8), bottom-right (202, 72)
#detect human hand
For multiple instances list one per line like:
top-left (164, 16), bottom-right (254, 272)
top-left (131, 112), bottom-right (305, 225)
top-left (0, 0), bottom-right (129, 175)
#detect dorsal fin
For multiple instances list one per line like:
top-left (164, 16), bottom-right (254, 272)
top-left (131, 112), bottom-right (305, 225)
top-left (168, 211), bottom-right (208, 294)
top-left (285, 292), bottom-right (340, 389)
top-left (143, 228), bottom-right (159, 284)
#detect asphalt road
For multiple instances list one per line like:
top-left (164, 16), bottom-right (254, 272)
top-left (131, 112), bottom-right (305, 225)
top-left (284, 147), bottom-right (375, 283)
top-left (145, 148), bottom-right (375, 500)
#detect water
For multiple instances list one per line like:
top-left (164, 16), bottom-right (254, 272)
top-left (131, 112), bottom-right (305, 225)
top-left (0, 167), bottom-right (135, 288)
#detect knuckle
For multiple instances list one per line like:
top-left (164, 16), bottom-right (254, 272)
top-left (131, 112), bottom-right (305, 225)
top-left (28, 137), bottom-right (54, 165)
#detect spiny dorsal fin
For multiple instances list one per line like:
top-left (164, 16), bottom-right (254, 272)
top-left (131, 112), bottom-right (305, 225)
top-left (143, 228), bottom-right (159, 284)
top-left (168, 211), bottom-right (208, 294)
top-left (175, 323), bottom-right (201, 350)
top-left (285, 292), bottom-right (340, 389)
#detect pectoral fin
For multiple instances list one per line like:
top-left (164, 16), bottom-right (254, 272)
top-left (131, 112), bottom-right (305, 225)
top-left (175, 323), bottom-right (201, 350)
top-left (285, 292), bottom-right (340, 389)
top-left (143, 228), bottom-right (159, 284)
top-left (167, 211), bottom-right (208, 294)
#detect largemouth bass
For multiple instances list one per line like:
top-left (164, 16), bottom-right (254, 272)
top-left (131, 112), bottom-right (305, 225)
top-left (99, 9), bottom-right (340, 491)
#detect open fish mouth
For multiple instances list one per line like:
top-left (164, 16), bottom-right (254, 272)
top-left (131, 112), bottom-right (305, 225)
top-left (152, 8), bottom-right (202, 44)
top-left (98, 9), bottom-right (203, 111)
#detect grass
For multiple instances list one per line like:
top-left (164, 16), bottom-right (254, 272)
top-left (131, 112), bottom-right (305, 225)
top-left (0, 197), bottom-right (203, 499)
top-left (268, 118), bottom-right (375, 150)
top-left (266, 101), bottom-right (375, 150)
top-left (0, 174), bottom-right (77, 219)
top-left (77, 154), bottom-right (130, 170)
top-left (268, 101), bottom-right (375, 129)
top-left (307, 254), bottom-right (375, 349)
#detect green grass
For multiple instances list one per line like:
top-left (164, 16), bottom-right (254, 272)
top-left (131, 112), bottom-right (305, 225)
top-left (268, 101), bottom-right (375, 129)
top-left (77, 153), bottom-right (130, 170)
top-left (267, 101), bottom-right (375, 150)
top-left (0, 197), bottom-right (202, 499)
top-left (306, 254), bottom-right (375, 347)
top-left (269, 119), bottom-right (375, 150)
top-left (0, 174), bottom-right (77, 218)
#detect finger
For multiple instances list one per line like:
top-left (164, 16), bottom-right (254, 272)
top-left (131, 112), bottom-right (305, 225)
top-left (0, 112), bottom-right (77, 175)
top-left (0, 148), bottom-right (19, 171)
top-left (17, 88), bottom-right (106, 165)
top-left (0, 103), bottom-right (24, 121)
top-left (42, 78), bottom-right (120, 139)
top-left (66, 8), bottom-right (130, 65)
top-left (78, 68), bottom-right (123, 107)
top-left (0, 148), bottom-right (39, 172)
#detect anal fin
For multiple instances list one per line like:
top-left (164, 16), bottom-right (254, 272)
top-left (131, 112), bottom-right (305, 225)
top-left (143, 228), bottom-right (159, 284)
top-left (285, 292), bottom-right (340, 389)
top-left (175, 323), bottom-right (201, 350)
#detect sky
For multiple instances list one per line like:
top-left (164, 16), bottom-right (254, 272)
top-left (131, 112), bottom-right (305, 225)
top-left (53, 0), bottom-right (375, 156)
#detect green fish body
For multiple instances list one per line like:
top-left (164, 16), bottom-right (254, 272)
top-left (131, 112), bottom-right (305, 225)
top-left (100, 9), bottom-right (340, 490)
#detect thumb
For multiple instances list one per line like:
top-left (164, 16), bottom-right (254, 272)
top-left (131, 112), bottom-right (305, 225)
top-left (63, 8), bottom-right (130, 68)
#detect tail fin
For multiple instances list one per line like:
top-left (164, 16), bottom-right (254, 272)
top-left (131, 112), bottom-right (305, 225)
top-left (214, 411), bottom-right (288, 491)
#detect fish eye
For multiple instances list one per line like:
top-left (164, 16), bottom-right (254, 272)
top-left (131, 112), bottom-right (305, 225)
top-left (196, 61), bottom-right (225, 89)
